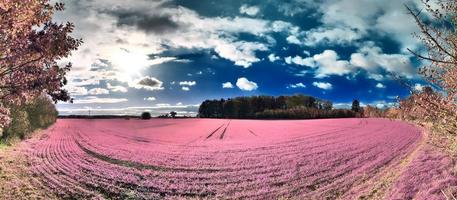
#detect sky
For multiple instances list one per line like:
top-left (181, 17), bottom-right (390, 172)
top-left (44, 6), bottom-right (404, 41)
top-left (53, 0), bottom-right (429, 116)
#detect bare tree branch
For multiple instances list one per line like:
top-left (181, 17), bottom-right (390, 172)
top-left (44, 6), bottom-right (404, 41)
top-left (405, 4), bottom-right (457, 61)
top-left (407, 48), bottom-right (457, 64)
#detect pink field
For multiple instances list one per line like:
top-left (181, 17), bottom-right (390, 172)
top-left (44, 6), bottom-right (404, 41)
top-left (24, 118), bottom-right (426, 199)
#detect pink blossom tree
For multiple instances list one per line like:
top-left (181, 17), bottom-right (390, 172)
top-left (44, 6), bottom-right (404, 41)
top-left (0, 0), bottom-right (81, 128)
top-left (405, 1), bottom-right (457, 150)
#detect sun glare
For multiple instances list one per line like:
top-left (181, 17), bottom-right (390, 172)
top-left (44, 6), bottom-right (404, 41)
top-left (109, 48), bottom-right (152, 80)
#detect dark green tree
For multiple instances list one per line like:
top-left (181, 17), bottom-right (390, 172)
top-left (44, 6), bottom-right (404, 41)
top-left (222, 99), bottom-right (237, 118)
top-left (352, 100), bottom-right (361, 113)
top-left (170, 111), bottom-right (177, 118)
top-left (197, 95), bottom-right (346, 119)
top-left (321, 100), bottom-right (333, 111)
top-left (141, 112), bottom-right (151, 120)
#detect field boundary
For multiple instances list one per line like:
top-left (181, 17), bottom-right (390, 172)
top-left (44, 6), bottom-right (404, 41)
top-left (0, 130), bottom-right (58, 200)
top-left (344, 124), bottom-right (427, 199)
top-left (76, 140), bottom-right (225, 173)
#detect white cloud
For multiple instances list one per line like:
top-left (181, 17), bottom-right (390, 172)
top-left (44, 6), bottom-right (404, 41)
top-left (333, 100), bottom-right (397, 109)
top-left (350, 45), bottom-right (416, 79)
top-left (286, 35), bottom-right (301, 45)
top-left (285, 55), bottom-right (315, 67)
top-left (333, 102), bottom-right (353, 109)
top-left (414, 83), bottom-right (424, 91)
top-left (236, 77), bottom-right (258, 91)
top-left (288, 83), bottom-right (306, 88)
top-left (313, 0), bottom-right (419, 50)
top-left (268, 54), bottom-right (280, 62)
top-left (181, 86), bottom-right (190, 91)
top-left (88, 88), bottom-right (110, 95)
top-left (239, 4), bottom-right (260, 16)
top-left (374, 9), bottom-right (418, 50)
top-left (277, 0), bottom-right (319, 17)
top-left (313, 82), bottom-right (333, 90)
top-left (107, 83), bottom-right (128, 93)
top-left (303, 27), bottom-right (361, 46)
top-left (56, 0), bottom-right (422, 97)
top-left (272, 0), bottom-right (420, 51)
top-left (55, 1), bottom-right (299, 86)
top-left (214, 41), bottom-right (268, 68)
top-left (285, 56), bottom-right (292, 64)
top-left (130, 76), bottom-right (164, 91)
top-left (303, 50), bottom-right (311, 56)
top-left (271, 20), bottom-right (297, 32)
top-left (179, 81), bottom-right (196, 86)
top-left (65, 86), bottom-right (88, 96)
top-left (284, 46), bottom-right (414, 80)
top-left (72, 96), bottom-right (128, 104)
top-left (387, 95), bottom-right (398, 99)
top-left (162, 8), bottom-right (279, 68)
top-left (376, 83), bottom-right (386, 89)
top-left (67, 78), bottom-right (100, 87)
top-left (57, 104), bottom-right (199, 116)
top-left (294, 70), bottom-right (308, 77)
top-left (313, 50), bottom-right (353, 78)
top-left (144, 97), bottom-right (156, 101)
top-left (222, 82), bottom-right (234, 88)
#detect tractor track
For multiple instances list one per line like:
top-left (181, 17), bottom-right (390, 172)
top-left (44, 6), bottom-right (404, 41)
top-left (219, 120), bottom-right (231, 140)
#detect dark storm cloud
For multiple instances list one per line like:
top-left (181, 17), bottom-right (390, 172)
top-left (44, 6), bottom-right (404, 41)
top-left (138, 77), bottom-right (163, 88)
top-left (148, 47), bottom-right (207, 61)
top-left (107, 9), bottom-right (179, 34)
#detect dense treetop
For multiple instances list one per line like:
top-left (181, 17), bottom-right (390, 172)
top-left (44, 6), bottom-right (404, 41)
top-left (0, 0), bottom-right (81, 128)
top-left (198, 94), bottom-right (356, 119)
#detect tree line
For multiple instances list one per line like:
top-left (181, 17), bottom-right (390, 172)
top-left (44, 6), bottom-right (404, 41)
top-left (1, 95), bottom-right (58, 144)
top-left (0, 1), bottom-right (80, 129)
top-left (0, 1), bottom-right (79, 143)
top-left (198, 95), bottom-right (357, 119)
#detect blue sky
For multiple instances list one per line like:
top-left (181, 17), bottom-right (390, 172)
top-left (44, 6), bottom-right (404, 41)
top-left (53, 0), bottom-right (428, 116)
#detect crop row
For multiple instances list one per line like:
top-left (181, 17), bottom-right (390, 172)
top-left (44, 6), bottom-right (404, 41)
top-left (25, 118), bottom-right (421, 199)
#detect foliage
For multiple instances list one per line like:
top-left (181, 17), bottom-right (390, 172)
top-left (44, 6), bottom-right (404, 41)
top-left (1, 95), bottom-right (57, 142)
top-left (141, 112), bottom-right (151, 120)
top-left (351, 100), bottom-right (362, 113)
top-left (198, 95), bottom-right (341, 119)
top-left (405, 1), bottom-right (457, 152)
top-left (157, 113), bottom-right (169, 118)
top-left (363, 105), bottom-right (385, 118)
top-left (286, 95), bottom-right (316, 108)
top-left (255, 107), bottom-right (355, 119)
top-left (384, 107), bottom-right (401, 119)
top-left (0, 0), bottom-right (82, 128)
top-left (24, 94), bottom-right (58, 130)
top-left (2, 107), bottom-right (31, 141)
top-left (169, 111), bottom-right (177, 118)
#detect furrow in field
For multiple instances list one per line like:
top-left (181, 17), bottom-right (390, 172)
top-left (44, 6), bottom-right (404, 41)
top-left (205, 123), bottom-right (226, 140)
top-left (73, 123), bottom-right (370, 168)
top-left (247, 129), bottom-right (257, 136)
top-left (24, 118), bottom-right (422, 199)
top-left (73, 120), bottom-right (398, 170)
top-left (219, 120), bottom-right (231, 139)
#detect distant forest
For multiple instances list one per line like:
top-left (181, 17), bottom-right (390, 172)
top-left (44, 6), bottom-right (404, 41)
top-left (198, 95), bottom-right (357, 119)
